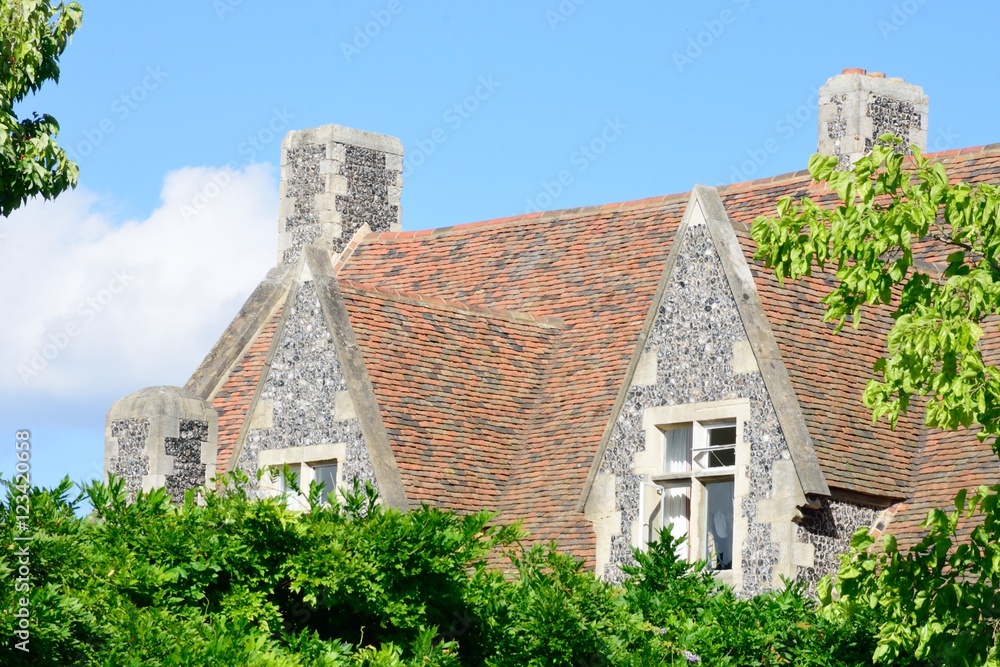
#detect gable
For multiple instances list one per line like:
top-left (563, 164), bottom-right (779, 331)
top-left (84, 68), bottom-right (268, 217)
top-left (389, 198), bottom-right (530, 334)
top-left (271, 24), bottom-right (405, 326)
top-left (232, 272), bottom-right (379, 492)
top-left (582, 187), bottom-right (827, 590)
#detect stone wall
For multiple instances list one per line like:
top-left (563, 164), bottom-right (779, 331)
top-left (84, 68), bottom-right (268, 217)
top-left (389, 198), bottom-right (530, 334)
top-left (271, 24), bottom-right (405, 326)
top-left (797, 498), bottom-right (880, 589)
top-left (598, 222), bottom-right (799, 595)
top-left (337, 145), bottom-right (399, 240)
top-left (108, 418), bottom-right (150, 502)
top-left (281, 145), bottom-right (326, 264)
top-left (817, 70), bottom-right (928, 169)
top-left (105, 386), bottom-right (218, 503)
top-left (164, 419), bottom-right (210, 503)
top-left (236, 279), bottom-right (377, 492)
top-left (865, 95), bottom-right (922, 154)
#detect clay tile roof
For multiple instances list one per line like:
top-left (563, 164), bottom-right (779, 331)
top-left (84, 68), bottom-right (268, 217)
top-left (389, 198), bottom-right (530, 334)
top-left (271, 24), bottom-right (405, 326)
top-left (889, 426), bottom-right (999, 549)
top-left (339, 281), bottom-right (560, 513)
top-left (206, 144), bottom-right (1000, 554)
top-left (721, 147), bottom-right (1000, 503)
top-left (212, 307), bottom-right (282, 473)
top-left (339, 199), bottom-right (688, 557)
top-left (890, 315), bottom-right (1000, 547)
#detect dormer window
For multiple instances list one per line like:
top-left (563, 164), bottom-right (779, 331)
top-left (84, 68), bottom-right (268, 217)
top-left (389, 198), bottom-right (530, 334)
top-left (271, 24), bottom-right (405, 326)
top-left (647, 419), bottom-right (738, 571)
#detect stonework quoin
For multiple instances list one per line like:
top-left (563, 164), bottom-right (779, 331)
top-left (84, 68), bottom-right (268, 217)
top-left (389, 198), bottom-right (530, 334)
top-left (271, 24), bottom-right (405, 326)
top-left (817, 69), bottom-right (928, 170)
top-left (105, 386), bottom-right (218, 502)
top-left (277, 125), bottom-right (403, 265)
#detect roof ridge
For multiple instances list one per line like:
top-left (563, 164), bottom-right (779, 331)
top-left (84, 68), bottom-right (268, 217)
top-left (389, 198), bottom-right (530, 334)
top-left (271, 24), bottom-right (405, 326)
top-left (359, 193), bottom-right (690, 244)
top-left (338, 278), bottom-right (566, 329)
top-left (352, 144), bottom-right (1000, 248)
top-left (717, 169), bottom-right (814, 193)
top-left (924, 141), bottom-right (1000, 160)
top-left (718, 142), bottom-right (1000, 194)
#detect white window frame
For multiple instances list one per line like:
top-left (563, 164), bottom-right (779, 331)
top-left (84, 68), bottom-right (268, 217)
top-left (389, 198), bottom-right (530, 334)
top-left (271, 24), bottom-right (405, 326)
top-left (258, 443), bottom-right (346, 510)
top-left (636, 399), bottom-right (750, 588)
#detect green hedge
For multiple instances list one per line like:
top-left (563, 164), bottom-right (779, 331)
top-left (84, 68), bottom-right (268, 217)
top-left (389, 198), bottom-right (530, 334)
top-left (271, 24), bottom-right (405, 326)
top-left (1, 473), bottom-right (889, 666)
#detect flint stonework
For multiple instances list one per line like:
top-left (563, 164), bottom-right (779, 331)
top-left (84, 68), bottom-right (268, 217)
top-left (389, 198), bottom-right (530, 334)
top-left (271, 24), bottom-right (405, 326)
top-left (164, 419), bottom-right (209, 503)
top-left (797, 498), bottom-right (879, 589)
top-left (601, 224), bottom-right (788, 594)
top-left (236, 279), bottom-right (377, 492)
top-left (337, 145), bottom-right (398, 239)
top-left (109, 418), bottom-right (150, 502)
top-left (282, 145), bottom-right (326, 264)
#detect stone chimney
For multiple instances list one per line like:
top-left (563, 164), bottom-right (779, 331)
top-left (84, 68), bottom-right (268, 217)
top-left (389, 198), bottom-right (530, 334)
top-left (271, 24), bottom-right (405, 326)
top-left (105, 386), bottom-right (218, 503)
top-left (277, 125), bottom-right (403, 265)
top-left (818, 68), bottom-right (928, 169)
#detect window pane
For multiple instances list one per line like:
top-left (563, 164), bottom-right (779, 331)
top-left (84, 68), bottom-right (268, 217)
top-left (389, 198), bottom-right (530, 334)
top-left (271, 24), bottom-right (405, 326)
top-left (663, 483), bottom-right (690, 561)
top-left (704, 479), bottom-right (734, 570)
top-left (702, 424), bottom-right (736, 468)
top-left (664, 426), bottom-right (692, 473)
top-left (312, 463), bottom-right (338, 504)
top-left (279, 464), bottom-right (301, 493)
top-left (708, 448), bottom-right (736, 468)
top-left (708, 425), bottom-right (736, 448)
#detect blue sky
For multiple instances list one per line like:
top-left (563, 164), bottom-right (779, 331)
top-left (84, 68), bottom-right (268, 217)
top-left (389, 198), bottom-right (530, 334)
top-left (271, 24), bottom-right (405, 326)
top-left (4, 0), bottom-right (999, 491)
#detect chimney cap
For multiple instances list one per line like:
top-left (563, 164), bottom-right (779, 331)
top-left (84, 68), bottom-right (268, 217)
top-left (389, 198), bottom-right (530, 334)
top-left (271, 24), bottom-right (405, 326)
top-left (841, 67), bottom-right (867, 75)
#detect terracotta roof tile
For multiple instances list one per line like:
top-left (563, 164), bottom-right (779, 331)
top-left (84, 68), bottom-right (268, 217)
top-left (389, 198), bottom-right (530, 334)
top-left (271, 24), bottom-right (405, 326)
top-left (341, 283), bottom-right (558, 513)
top-left (212, 308), bottom-right (282, 473)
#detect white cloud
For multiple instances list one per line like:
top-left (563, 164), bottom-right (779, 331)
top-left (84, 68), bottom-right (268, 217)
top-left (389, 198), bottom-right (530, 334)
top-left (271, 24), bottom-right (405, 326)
top-left (0, 163), bottom-right (278, 398)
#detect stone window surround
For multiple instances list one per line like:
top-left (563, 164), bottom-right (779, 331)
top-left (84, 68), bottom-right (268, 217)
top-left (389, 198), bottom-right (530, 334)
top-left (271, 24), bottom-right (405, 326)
top-left (634, 397), bottom-right (751, 589)
top-left (258, 442), bottom-right (346, 507)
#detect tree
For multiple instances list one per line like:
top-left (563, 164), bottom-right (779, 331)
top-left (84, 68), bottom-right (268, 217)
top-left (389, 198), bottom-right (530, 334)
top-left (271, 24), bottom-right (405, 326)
top-left (752, 140), bottom-right (1000, 441)
top-left (751, 140), bottom-right (1000, 665)
top-left (1, 0), bottom-right (82, 217)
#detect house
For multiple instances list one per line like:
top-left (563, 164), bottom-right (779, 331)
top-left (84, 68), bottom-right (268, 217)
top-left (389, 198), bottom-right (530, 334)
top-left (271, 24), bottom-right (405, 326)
top-left (104, 70), bottom-right (1000, 595)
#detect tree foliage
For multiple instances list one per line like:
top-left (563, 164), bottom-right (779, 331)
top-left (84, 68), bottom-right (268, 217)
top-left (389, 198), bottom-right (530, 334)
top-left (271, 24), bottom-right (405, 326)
top-left (820, 488), bottom-right (1000, 666)
top-left (752, 140), bottom-right (1000, 665)
top-left (752, 139), bottom-right (1000, 442)
top-left (1, 0), bottom-right (82, 216)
